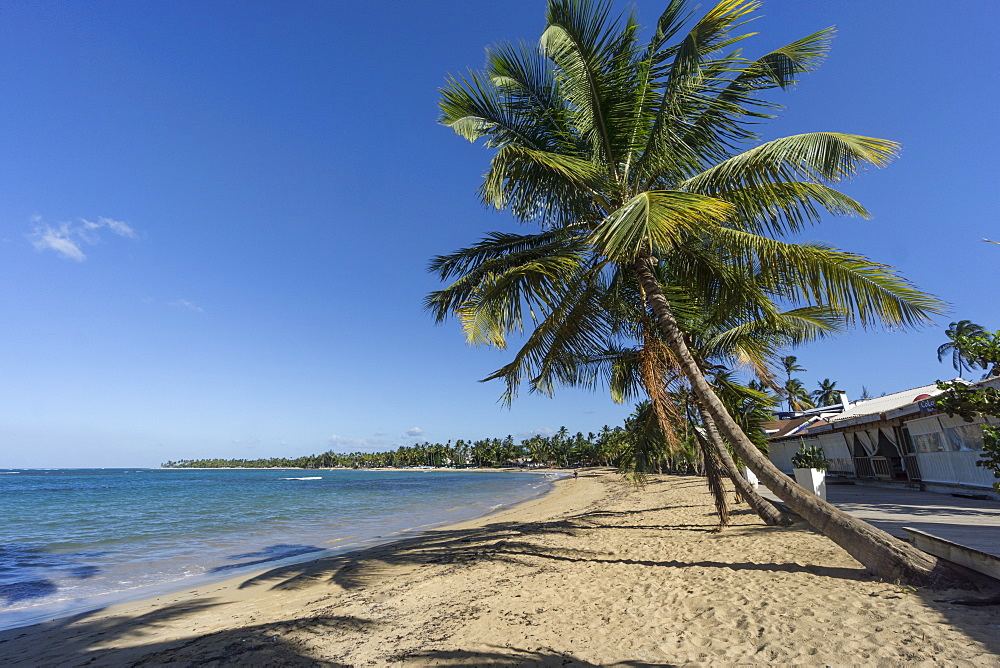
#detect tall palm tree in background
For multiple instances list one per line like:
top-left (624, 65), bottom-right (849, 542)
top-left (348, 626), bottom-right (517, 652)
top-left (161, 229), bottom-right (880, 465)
top-left (779, 355), bottom-right (807, 411)
top-left (780, 356), bottom-right (805, 381)
top-left (937, 320), bottom-right (987, 379)
top-left (431, 0), bottom-right (953, 583)
top-left (812, 377), bottom-right (840, 406)
top-left (782, 378), bottom-right (815, 411)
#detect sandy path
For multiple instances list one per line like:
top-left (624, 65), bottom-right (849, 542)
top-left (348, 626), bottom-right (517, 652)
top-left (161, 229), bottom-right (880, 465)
top-left (1, 470), bottom-right (998, 666)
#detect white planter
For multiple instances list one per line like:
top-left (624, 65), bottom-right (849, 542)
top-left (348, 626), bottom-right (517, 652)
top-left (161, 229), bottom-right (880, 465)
top-left (743, 466), bottom-right (759, 490)
top-left (793, 467), bottom-right (827, 500)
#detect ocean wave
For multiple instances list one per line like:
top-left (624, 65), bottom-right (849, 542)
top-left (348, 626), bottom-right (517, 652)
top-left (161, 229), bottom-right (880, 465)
top-left (279, 476), bottom-right (323, 481)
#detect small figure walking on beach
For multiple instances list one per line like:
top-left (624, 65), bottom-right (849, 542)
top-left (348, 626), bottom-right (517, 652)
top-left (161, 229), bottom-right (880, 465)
top-left (573, 470), bottom-right (578, 479)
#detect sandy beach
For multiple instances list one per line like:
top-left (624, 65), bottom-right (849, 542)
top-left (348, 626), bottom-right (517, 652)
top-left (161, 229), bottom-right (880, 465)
top-left (1, 469), bottom-right (998, 666)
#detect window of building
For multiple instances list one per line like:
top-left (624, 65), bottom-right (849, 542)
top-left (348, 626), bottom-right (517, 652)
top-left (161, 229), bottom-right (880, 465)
top-left (912, 431), bottom-right (947, 453)
top-left (944, 423), bottom-right (984, 452)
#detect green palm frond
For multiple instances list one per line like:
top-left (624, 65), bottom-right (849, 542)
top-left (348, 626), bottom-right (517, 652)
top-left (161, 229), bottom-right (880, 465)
top-left (646, 0), bottom-right (697, 54)
top-left (716, 181), bottom-right (870, 237)
top-left (711, 229), bottom-right (946, 328)
top-left (480, 264), bottom-right (618, 403)
top-left (682, 132), bottom-right (900, 192)
top-left (425, 231), bottom-right (586, 323)
top-left (542, 0), bottom-right (641, 172)
top-left (455, 253), bottom-right (587, 347)
top-left (428, 230), bottom-right (570, 279)
top-left (439, 69), bottom-right (543, 149)
top-left (701, 305), bottom-right (844, 377)
top-left (481, 144), bottom-right (609, 214)
top-left (485, 40), bottom-right (566, 136)
top-left (592, 191), bottom-right (733, 260)
top-left (733, 28), bottom-right (834, 91)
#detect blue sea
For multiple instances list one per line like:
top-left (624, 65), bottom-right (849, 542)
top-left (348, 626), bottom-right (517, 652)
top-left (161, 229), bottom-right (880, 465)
top-left (0, 468), bottom-right (558, 631)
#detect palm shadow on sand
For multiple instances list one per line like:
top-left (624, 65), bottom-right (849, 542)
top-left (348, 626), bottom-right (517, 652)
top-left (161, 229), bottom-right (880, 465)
top-left (2, 484), bottom-right (997, 664)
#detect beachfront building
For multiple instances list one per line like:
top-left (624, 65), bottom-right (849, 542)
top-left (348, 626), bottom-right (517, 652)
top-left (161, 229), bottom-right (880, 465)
top-left (766, 378), bottom-right (999, 500)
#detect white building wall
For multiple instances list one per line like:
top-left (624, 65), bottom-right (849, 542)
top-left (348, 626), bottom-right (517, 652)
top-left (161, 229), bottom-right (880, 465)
top-left (768, 440), bottom-right (799, 474)
top-left (916, 451), bottom-right (996, 487)
top-left (904, 414), bottom-right (995, 489)
top-left (815, 432), bottom-right (854, 474)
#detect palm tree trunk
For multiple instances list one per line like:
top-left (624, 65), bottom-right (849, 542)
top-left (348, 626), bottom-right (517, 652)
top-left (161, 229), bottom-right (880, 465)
top-left (696, 430), bottom-right (731, 529)
top-left (631, 257), bottom-right (960, 586)
top-left (695, 402), bottom-right (793, 527)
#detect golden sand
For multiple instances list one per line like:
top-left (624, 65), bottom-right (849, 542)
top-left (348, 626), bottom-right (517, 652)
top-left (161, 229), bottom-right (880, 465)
top-left (1, 470), bottom-right (998, 666)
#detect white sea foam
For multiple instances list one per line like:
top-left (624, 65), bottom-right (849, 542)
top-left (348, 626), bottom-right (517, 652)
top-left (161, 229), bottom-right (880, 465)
top-left (279, 476), bottom-right (323, 480)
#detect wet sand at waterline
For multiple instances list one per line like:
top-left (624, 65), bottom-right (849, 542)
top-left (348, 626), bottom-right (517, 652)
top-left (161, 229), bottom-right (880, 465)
top-left (1, 470), bottom-right (998, 666)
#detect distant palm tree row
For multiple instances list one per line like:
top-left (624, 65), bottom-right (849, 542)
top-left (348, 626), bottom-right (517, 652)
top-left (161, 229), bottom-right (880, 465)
top-left (161, 422), bottom-right (703, 471)
top-left (778, 355), bottom-right (841, 411)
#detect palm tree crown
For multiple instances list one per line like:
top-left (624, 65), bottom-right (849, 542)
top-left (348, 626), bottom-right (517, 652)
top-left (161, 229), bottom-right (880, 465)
top-left (812, 378), bottom-right (840, 406)
top-left (780, 355), bottom-right (806, 380)
top-left (937, 320), bottom-right (986, 378)
top-left (431, 0), bottom-right (953, 584)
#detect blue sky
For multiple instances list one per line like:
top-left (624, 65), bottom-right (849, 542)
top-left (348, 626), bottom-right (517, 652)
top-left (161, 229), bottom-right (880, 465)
top-left (1, 1), bottom-right (997, 467)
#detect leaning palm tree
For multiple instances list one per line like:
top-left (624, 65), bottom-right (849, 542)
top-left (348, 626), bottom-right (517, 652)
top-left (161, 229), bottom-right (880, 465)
top-left (592, 284), bottom-right (842, 527)
top-left (937, 320), bottom-right (987, 379)
top-left (432, 0), bottom-right (954, 584)
top-left (431, 233), bottom-right (814, 526)
top-left (812, 377), bottom-right (840, 406)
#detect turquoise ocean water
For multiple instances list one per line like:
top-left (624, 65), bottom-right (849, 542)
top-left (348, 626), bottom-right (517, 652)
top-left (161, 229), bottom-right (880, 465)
top-left (0, 468), bottom-right (558, 630)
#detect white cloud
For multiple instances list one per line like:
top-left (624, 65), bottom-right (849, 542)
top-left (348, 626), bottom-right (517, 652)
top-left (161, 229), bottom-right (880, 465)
top-left (85, 217), bottom-right (136, 239)
top-left (404, 427), bottom-right (424, 438)
top-left (29, 223), bottom-right (86, 261)
top-left (28, 215), bottom-right (137, 261)
top-left (170, 299), bottom-right (204, 313)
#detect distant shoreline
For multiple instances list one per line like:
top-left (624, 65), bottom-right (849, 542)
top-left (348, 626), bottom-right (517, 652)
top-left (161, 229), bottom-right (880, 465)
top-left (159, 465), bottom-right (571, 472)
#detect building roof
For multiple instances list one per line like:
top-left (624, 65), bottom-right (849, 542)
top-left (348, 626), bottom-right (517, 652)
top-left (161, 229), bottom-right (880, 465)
top-left (762, 416), bottom-right (827, 439)
top-left (826, 382), bottom-right (953, 425)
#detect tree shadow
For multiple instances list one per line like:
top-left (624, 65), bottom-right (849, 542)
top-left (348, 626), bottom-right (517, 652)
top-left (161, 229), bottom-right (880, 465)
top-left (233, 503), bottom-right (871, 596)
top-left (916, 575), bottom-right (1000, 658)
top-left (835, 501), bottom-right (1000, 519)
top-left (387, 645), bottom-right (671, 666)
top-left (585, 504), bottom-right (702, 517)
top-left (210, 544), bottom-right (326, 573)
top-left (0, 544), bottom-right (102, 605)
top-left (0, 596), bottom-right (376, 666)
top-left (0, 598), bottom-right (225, 664)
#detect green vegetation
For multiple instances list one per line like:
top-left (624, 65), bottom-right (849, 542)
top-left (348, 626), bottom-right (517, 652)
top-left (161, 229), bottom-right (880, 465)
top-left (791, 443), bottom-right (829, 471)
top-left (812, 378), bottom-right (841, 407)
top-left (161, 421), bottom-right (716, 472)
top-left (934, 324), bottom-right (1000, 490)
top-left (780, 356), bottom-right (813, 411)
top-left (164, 429), bottom-right (607, 469)
top-left (937, 320), bottom-right (989, 379)
top-left (430, 0), bottom-right (951, 584)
